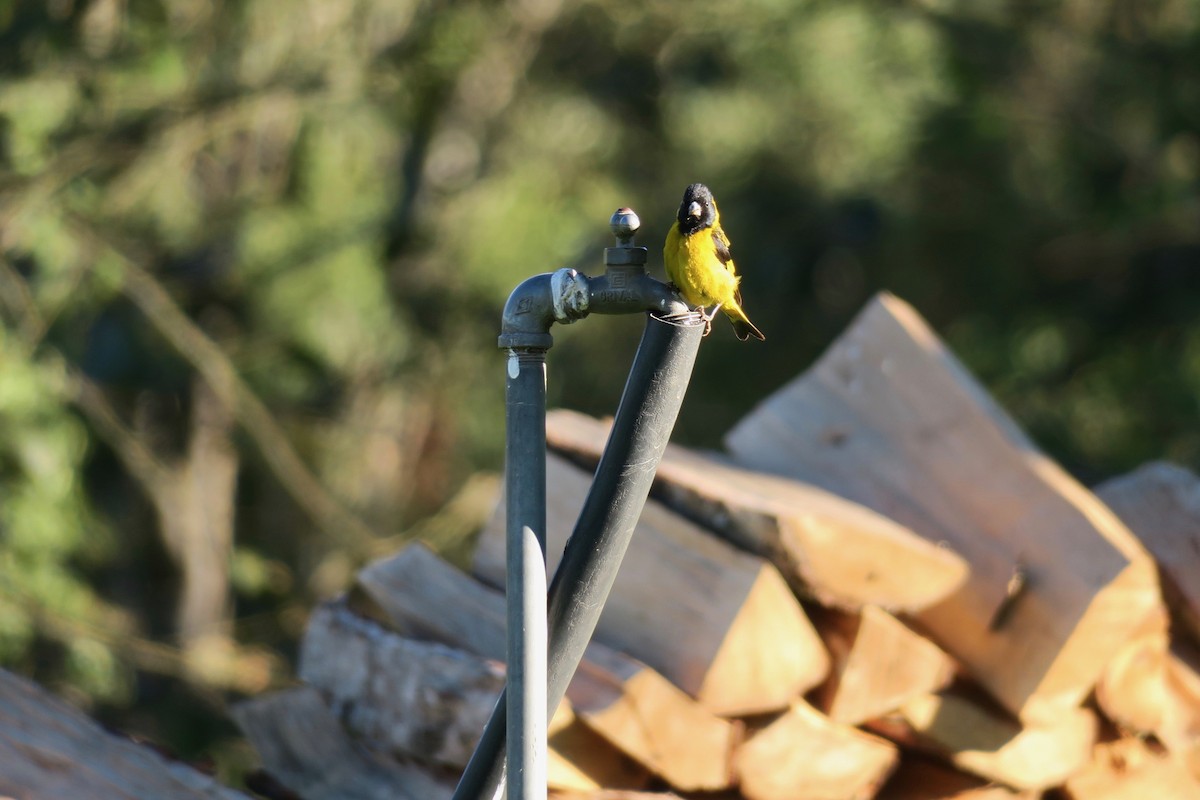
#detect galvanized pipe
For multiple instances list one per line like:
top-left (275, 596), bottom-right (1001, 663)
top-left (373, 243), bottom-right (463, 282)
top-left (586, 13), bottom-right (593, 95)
top-left (503, 348), bottom-right (549, 800)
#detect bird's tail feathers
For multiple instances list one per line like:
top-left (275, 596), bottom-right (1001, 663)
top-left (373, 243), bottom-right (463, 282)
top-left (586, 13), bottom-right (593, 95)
top-left (725, 304), bottom-right (765, 341)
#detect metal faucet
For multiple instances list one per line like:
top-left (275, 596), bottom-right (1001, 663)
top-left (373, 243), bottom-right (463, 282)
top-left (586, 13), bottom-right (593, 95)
top-left (454, 207), bottom-right (704, 800)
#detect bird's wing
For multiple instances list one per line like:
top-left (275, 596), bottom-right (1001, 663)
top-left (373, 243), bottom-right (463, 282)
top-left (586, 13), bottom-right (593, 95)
top-left (712, 230), bottom-right (733, 269)
top-left (712, 228), bottom-right (743, 304)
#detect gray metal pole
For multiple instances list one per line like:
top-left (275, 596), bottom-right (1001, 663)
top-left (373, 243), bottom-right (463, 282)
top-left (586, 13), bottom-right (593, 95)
top-left (503, 348), bottom-right (548, 800)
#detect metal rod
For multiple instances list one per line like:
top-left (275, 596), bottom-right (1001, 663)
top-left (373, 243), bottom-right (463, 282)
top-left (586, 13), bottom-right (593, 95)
top-left (452, 310), bottom-right (703, 800)
top-left (504, 348), bottom-right (548, 800)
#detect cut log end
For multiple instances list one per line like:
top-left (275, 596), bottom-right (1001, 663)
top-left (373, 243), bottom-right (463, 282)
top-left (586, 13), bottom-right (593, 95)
top-left (821, 605), bottom-right (957, 727)
top-left (867, 687), bottom-right (1097, 791)
top-left (734, 699), bottom-right (898, 800)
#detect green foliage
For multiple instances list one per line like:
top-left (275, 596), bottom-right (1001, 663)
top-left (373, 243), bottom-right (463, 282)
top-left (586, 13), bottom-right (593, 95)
top-left (0, 333), bottom-right (123, 698)
top-left (1, 0), bottom-right (1199, 786)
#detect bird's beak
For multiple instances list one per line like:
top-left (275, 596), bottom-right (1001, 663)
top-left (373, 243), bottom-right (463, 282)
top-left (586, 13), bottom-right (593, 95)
top-left (687, 201), bottom-right (702, 218)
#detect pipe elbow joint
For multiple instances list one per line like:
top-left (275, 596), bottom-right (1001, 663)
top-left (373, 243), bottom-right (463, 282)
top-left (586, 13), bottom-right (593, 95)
top-left (498, 268), bottom-right (592, 350)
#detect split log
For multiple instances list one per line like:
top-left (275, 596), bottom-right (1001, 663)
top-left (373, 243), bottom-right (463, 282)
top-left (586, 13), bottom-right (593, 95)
top-left (299, 600), bottom-right (502, 769)
top-left (355, 540), bottom-right (508, 660)
top-left (723, 292), bottom-right (1161, 722)
top-left (1095, 461), bottom-right (1200, 643)
top-left (1164, 643), bottom-right (1200, 778)
top-left (1062, 738), bottom-right (1200, 799)
top-left (1096, 616), bottom-right (1200, 778)
top-left (231, 685), bottom-right (454, 800)
top-left (1091, 464), bottom-right (1200, 775)
top-left (474, 454), bottom-right (830, 716)
top-left (816, 605), bottom-right (957, 726)
top-left (876, 755), bottom-right (1040, 799)
top-left (353, 543), bottom-right (733, 792)
top-left (866, 688), bottom-right (1096, 791)
top-left (0, 668), bottom-right (249, 799)
top-left (1093, 606), bottom-right (1171, 736)
top-left (545, 409), bottom-right (968, 613)
top-left (546, 704), bottom-right (656, 794)
top-left (298, 600), bottom-right (649, 792)
top-left (733, 699), bottom-right (898, 800)
top-left (565, 645), bottom-right (736, 791)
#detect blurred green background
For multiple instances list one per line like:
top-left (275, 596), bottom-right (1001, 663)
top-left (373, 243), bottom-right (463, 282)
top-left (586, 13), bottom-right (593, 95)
top-left (1, 0), bottom-right (1198, 787)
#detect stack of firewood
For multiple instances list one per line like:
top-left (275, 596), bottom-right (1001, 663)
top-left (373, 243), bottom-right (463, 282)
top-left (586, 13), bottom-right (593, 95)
top-left (235, 293), bottom-right (1200, 800)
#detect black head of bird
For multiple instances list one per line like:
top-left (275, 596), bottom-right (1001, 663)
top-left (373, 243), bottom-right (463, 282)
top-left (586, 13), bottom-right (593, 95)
top-left (677, 183), bottom-right (717, 235)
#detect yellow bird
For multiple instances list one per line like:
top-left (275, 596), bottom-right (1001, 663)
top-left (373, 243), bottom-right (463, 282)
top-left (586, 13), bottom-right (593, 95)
top-left (663, 183), bottom-right (765, 341)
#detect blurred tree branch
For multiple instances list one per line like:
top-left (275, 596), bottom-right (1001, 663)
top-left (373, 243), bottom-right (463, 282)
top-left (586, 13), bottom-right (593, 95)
top-left (385, 0), bottom-right (563, 268)
top-left (5, 217), bottom-right (380, 629)
top-left (4, 261), bottom-right (253, 692)
top-left (69, 371), bottom-right (172, 499)
top-left (0, 570), bottom-right (280, 695)
top-left (3, 256), bottom-right (231, 660)
top-left (69, 221), bottom-right (380, 556)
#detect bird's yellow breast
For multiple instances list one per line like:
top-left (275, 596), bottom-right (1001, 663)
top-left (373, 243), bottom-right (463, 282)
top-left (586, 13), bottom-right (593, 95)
top-left (664, 222), bottom-right (740, 309)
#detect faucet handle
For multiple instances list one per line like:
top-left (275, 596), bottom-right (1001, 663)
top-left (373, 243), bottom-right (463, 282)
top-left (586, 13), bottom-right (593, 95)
top-left (610, 207), bottom-right (640, 247)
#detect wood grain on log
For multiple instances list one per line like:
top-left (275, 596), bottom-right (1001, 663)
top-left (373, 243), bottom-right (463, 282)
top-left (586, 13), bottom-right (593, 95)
top-left (475, 454), bottom-right (830, 716)
top-left (231, 686), bottom-right (454, 800)
top-left (733, 699), bottom-right (898, 800)
top-left (1062, 738), bottom-right (1200, 799)
top-left (546, 409), bottom-right (968, 613)
top-left (724, 292), bottom-right (1161, 722)
top-left (1096, 615), bottom-right (1200, 779)
top-left (298, 600), bottom-right (504, 768)
top-left (356, 542), bottom-right (734, 791)
top-left (298, 599), bottom-right (648, 792)
top-left (818, 605), bottom-right (957, 726)
top-left (0, 668), bottom-right (249, 799)
top-left (866, 688), bottom-right (1096, 791)
top-left (1096, 461), bottom-right (1200, 644)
